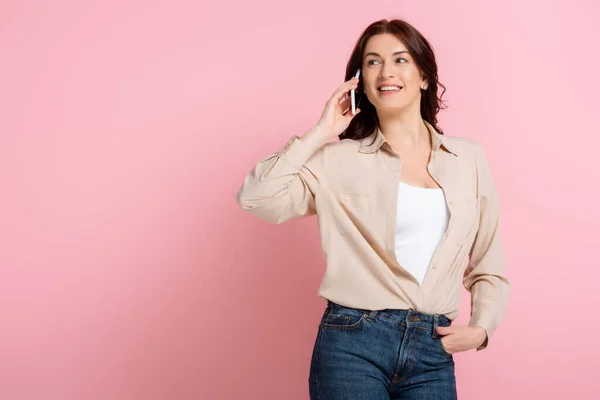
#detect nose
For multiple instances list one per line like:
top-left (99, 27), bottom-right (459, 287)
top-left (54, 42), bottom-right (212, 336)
top-left (378, 64), bottom-right (395, 79)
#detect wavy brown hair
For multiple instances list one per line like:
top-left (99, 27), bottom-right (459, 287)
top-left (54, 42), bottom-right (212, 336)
top-left (339, 19), bottom-right (448, 141)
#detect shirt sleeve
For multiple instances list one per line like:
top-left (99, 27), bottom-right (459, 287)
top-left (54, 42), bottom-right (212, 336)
top-left (463, 143), bottom-right (511, 351)
top-left (236, 135), bottom-right (325, 224)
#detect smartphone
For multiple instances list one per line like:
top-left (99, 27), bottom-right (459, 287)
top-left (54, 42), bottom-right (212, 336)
top-left (351, 68), bottom-right (361, 115)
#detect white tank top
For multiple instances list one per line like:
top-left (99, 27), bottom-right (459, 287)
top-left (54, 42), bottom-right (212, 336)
top-left (394, 181), bottom-right (450, 286)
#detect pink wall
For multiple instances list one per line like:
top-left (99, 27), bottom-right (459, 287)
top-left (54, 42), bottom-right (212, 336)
top-left (1, 0), bottom-right (598, 399)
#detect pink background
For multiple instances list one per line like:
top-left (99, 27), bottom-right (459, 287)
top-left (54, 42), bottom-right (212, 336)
top-left (1, 0), bottom-right (599, 399)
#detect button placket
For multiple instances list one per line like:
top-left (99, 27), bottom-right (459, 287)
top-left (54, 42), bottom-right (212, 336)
top-left (388, 161), bottom-right (401, 250)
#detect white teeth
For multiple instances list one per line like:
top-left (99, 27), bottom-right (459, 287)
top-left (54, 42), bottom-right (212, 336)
top-left (379, 86), bottom-right (401, 91)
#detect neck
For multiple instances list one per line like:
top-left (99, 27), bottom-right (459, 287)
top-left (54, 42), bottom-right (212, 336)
top-left (376, 108), bottom-right (430, 150)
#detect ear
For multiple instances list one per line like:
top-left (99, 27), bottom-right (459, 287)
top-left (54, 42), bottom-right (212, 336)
top-left (420, 74), bottom-right (429, 90)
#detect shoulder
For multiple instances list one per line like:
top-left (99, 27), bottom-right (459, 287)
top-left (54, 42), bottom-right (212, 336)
top-left (319, 137), bottom-right (361, 160)
top-left (324, 137), bottom-right (361, 152)
top-left (442, 134), bottom-right (489, 165)
top-left (442, 134), bottom-right (482, 154)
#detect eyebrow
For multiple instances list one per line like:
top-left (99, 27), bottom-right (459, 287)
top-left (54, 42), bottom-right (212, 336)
top-left (364, 51), bottom-right (409, 58)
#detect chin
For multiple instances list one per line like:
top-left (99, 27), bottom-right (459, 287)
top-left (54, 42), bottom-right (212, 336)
top-left (377, 96), bottom-right (421, 112)
top-left (376, 103), bottom-right (409, 114)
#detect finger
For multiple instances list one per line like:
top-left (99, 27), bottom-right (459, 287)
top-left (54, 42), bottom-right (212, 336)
top-left (338, 94), bottom-right (351, 108)
top-left (334, 80), bottom-right (358, 104)
top-left (345, 107), bottom-right (360, 119)
top-left (334, 77), bottom-right (358, 94)
top-left (435, 326), bottom-right (453, 335)
top-left (331, 78), bottom-right (359, 104)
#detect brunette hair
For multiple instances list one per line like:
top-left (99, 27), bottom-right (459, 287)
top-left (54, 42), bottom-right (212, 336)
top-left (339, 19), bottom-right (448, 141)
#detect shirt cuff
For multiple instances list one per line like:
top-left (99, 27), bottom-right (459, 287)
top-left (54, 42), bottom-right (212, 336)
top-left (468, 314), bottom-right (495, 351)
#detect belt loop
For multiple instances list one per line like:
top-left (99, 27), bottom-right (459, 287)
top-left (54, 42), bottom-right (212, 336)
top-left (366, 309), bottom-right (378, 321)
top-left (432, 314), bottom-right (440, 338)
top-left (326, 300), bottom-right (332, 312)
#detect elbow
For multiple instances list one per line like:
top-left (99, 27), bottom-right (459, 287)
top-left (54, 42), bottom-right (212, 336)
top-left (235, 185), bottom-right (285, 224)
top-left (236, 185), bottom-right (250, 210)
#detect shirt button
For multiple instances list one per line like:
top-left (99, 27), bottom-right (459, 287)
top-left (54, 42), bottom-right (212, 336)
top-left (432, 265), bottom-right (437, 269)
top-left (449, 200), bottom-right (454, 206)
top-left (344, 196), bottom-right (349, 203)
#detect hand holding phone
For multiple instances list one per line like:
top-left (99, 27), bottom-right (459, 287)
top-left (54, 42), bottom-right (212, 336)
top-left (310, 74), bottom-right (361, 144)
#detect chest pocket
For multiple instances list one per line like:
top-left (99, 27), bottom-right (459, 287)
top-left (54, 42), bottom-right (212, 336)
top-left (325, 188), bottom-right (372, 236)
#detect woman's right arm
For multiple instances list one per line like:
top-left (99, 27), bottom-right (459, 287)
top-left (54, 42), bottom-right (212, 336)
top-left (235, 125), bottom-right (330, 224)
top-left (236, 77), bottom-right (362, 224)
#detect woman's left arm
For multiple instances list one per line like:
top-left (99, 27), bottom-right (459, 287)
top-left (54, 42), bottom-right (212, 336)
top-left (462, 143), bottom-right (511, 351)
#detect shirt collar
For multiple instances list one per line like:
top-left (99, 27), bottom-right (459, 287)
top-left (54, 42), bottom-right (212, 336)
top-left (358, 120), bottom-right (459, 156)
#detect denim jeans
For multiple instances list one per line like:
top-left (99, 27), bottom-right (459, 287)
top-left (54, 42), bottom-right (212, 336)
top-left (308, 300), bottom-right (457, 399)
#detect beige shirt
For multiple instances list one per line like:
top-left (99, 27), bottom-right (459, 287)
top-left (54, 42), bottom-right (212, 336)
top-left (236, 120), bottom-right (510, 351)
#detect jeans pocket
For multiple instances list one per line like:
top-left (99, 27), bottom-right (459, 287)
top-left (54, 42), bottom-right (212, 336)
top-left (321, 310), bottom-right (365, 331)
top-left (436, 336), bottom-right (453, 358)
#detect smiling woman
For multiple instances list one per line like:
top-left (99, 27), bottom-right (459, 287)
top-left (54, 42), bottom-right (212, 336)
top-left (339, 21), bottom-right (449, 145)
top-left (236, 17), bottom-right (510, 400)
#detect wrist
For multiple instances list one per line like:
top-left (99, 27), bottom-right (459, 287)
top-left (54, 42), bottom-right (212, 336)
top-left (472, 326), bottom-right (487, 345)
top-left (301, 124), bottom-right (334, 151)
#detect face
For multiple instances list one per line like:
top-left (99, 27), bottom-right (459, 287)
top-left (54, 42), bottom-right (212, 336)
top-left (361, 33), bottom-right (428, 114)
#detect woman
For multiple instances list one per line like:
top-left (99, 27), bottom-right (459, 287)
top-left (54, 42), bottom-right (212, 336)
top-left (236, 18), bottom-right (510, 399)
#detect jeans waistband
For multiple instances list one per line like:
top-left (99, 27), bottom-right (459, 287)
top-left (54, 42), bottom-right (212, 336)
top-left (326, 300), bottom-right (452, 338)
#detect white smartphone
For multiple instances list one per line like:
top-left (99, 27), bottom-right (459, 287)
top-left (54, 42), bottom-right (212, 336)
top-left (351, 68), bottom-right (361, 115)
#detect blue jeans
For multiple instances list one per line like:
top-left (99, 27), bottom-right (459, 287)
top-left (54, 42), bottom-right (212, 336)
top-left (308, 301), bottom-right (457, 399)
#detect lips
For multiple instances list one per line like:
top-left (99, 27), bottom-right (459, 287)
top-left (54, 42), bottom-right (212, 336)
top-left (377, 86), bottom-right (403, 95)
top-left (377, 82), bottom-right (403, 91)
top-left (378, 87), bottom-right (402, 92)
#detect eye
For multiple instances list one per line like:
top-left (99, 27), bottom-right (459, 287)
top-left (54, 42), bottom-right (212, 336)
top-left (366, 58), bottom-right (408, 65)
